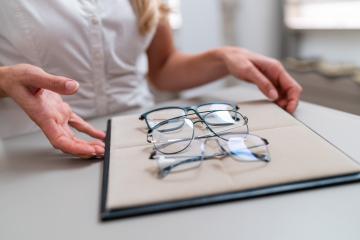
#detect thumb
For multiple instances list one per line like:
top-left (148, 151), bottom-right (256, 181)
top-left (28, 71), bottom-right (79, 95)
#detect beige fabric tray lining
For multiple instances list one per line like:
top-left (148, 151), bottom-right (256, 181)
top-left (106, 101), bottom-right (360, 209)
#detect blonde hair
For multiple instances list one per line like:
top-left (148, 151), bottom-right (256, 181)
top-left (132, 0), bottom-right (170, 36)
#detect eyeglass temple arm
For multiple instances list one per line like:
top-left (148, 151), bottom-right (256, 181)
top-left (158, 153), bottom-right (226, 178)
top-left (156, 144), bottom-right (269, 178)
top-left (158, 149), bottom-right (268, 178)
top-left (158, 156), bottom-right (201, 178)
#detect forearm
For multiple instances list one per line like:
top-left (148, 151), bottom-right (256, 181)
top-left (149, 48), bottom-right (229, 91)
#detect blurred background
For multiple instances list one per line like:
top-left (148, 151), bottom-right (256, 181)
top-left (1, 0), bottom-right (359, 139)
top-left (156, 0), bottom-right (360, 115)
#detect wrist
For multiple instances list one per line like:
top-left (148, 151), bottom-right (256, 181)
top-left (210, 48), bottom-right (231, 76)
top-left (212, 46), bottom-right (248, 73)
top-left (215, 46), bottom-right (246, 61)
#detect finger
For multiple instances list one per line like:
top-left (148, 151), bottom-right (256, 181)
top-left (61, 138), bottom-right (104, 158)
top-left (276, 98), bottom-right (287, 109)
top-left (285, 86), bottom-right (302, 113)
top-left (53, 135), bottom-right (97, 156)
top-left (241, 62), bottom-right (278, 100)
top-left (276, 72), bottom-right (301, 113)
top-left (286, 99), bottom-right (298, 114)
top-left (40, 119), bottom-right (97, 156)
top-left (60, 122), bottom-right (104, 156)
top-left (24, 69), bottom-right (79, 95)
top-left (89, 140), bottom-right (105, 155)
top-left (250, 55), bottom-right (302, 112)
top-left (69, 113), bottom-right (106, 140)
top-left (62, 125), bottom-right (105, 156)
top-left (93, 144), bottom-right (105, 156)
top-left (91, 140), bottom-right (105, 148)
top-left (73, 138), bottom-right (105, 156)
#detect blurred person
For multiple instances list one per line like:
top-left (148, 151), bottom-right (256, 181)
top-left (0, 0), bottom-right (302, 158)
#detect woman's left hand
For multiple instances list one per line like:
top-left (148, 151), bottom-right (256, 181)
top-left (220, 47), bottom-right (302, 113)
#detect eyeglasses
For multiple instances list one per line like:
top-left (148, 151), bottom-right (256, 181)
top-left (150, 133), bottom-right (271, 178)
top-left (144, 109), bottom-right (249, 154)
top-left (140, 103), bottom-right (248, 154)
top-left (139, 102), bottom-right (239, 130)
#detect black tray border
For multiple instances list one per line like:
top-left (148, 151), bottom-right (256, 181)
top-left (100, 119), bottom-right (360, 221)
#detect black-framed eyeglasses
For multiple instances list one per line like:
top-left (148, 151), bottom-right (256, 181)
top-left (141, 107), bottom-right (249, 154)
top-left (150, 133), bottom-right (271, 178)
top-left (139, 102), bottom-right (239, 130)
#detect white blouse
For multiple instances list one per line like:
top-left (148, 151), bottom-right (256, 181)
top-left (0, 0), bottom-right (155, 138)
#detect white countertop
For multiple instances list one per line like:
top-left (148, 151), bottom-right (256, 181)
top-left (1, 86), bottom-right (359, 240)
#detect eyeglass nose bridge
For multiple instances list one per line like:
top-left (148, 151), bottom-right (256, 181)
top-left (192, 119), bottom-right (204, 125)
top-left (192, 119), bottom-right (210, 131)
top-left (200, 138), bottom-right (229, 162)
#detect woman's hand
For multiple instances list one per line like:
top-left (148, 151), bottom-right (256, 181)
top-left (147, 21), bottom-right (301, 113)
top-left (219, 47), bottom-right (302, 113)
top-left (0, 64), bottom-right (105, 158)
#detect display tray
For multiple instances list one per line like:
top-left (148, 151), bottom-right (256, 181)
top-left (100, 101), bottom-right (360, 221)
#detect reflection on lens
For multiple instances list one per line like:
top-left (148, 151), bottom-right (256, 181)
top-left (204, 110), bottom-right (237, 125)
top-left (152, 117), bottom-right (194, 154)
top-left (197, 103), bottom-right (234, 114)
top-left (203, 111), bottom-right (248, 136)
top-left (219, 134), bottom-right (270, 162)
top-left (147, 108), bottom-right (186, 128)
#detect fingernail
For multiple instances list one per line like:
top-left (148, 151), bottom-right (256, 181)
top-left (65, 81), bottom-right (79, 92)
top-left (95, 145), bottom-right (105, 155)
top-left (268, 89), bottom-right (278, 100)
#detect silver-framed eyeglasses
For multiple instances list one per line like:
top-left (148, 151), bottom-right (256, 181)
top-left (150, 133), bottom-right (271, 178)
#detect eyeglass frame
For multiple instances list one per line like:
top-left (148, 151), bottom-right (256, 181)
top-left (150, 133), bottom-right (270, 178)
top-left (142, 109), bottom-right (250, 154)
top-left (139, 102), bottom-right (240, 131)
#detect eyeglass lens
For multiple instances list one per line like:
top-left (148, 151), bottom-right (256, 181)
top-left (152, 110), bottom-right (248, 154)
top-left (146, 108), bottom-right (186, 129)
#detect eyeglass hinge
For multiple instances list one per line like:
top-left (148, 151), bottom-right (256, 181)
top-left (149, 151), bottom-right (156, 159)
top-left (147, 133), bottom-right (154, 143)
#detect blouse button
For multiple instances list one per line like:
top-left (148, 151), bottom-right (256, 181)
top-left (91, 16), bottom-right (99, 25)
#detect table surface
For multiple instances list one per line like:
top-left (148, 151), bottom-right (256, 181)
top-left (1, 86), bottom-right (360, 240)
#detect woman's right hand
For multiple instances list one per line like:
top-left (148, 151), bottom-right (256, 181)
top-left (0, 64), bottom-right (105, 158)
